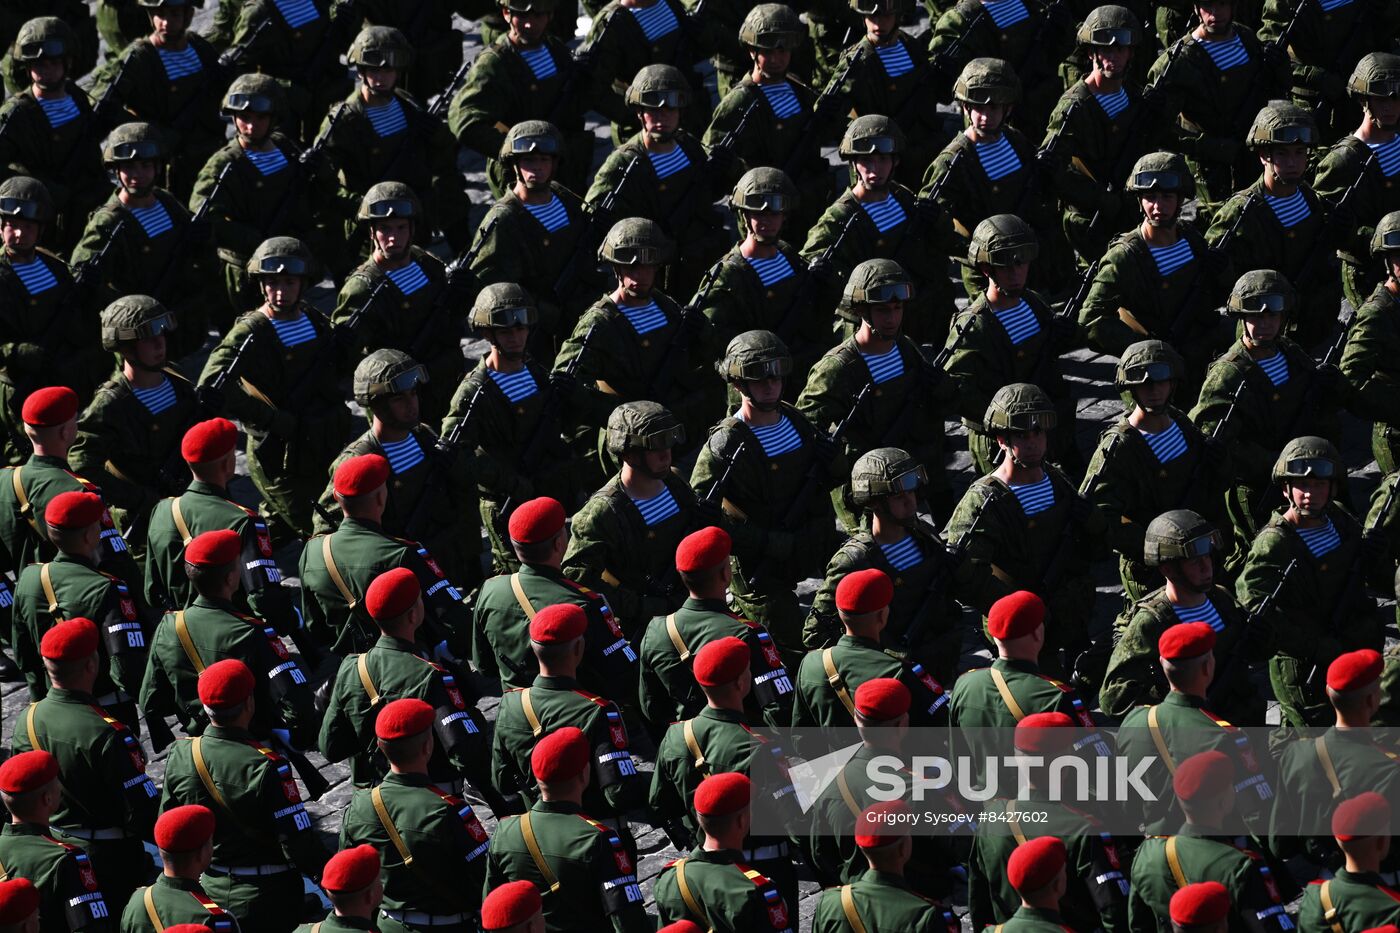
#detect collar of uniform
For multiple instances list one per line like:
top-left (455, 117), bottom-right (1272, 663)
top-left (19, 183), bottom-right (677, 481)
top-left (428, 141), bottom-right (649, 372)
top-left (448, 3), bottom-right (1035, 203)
top-left (29, 454), bottom-right (68, 469)
top-left (381, 769), bottom-right (433, 789)
top-left (340, 517), bottom-right (383, 534)
top-left (52, 550), bottom-right (96, 570)
top-left (698, 705), bottom-right (745, 724)
top-left (1177, 822), bottom-right (1230, 840)
top-left (203, 724), bottom-right (252, 741)
top-left (533, 674), bottom-right (578, 690)
top-left (186, 479), bottom-right (230, 500)
top-left (191, 594), bottom-right (238, 613)
top-left (0, 822), bottom-right (52, 838)
top-left (374, 634), bottom-right (417, 654)
top-left (686, 845), bottom-right (741, 865)
top-left (318, 916), bottom-right (377, 931)
top-left (859, 869), bottom-right (913, 891)
top-left (1013, 906), bottom-right (1066, 925)
top-left (1329, 726), bottom-right (1376, 746)
top-left (46, 686), bottom-right (95, 705)
top-left (1336, 868), bottom-right (1385, 886)
top-left (681, 596), bottom-right (729, 613)
top-left (534, 798), bottom-right (582, 815)
top-left (992, 658), bottom-right (1040, 675)
top-left (837, 633), bottom-right (883, 651)
top-left (519, 562), bottom-right (566, 583)
top-left (1162, 691), bottom-right (1204, 709)
top-left (156, 873), bottom-right (206, 892)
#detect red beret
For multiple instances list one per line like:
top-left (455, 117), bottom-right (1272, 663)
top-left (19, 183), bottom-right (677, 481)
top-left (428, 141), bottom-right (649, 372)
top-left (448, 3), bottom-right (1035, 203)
top-left (1014, 712), bottom-right (1076, 754)
top-left (333, 454), bottom-right (390, 497)
top-left (1007, 836), bottom-right (1067, 894)
top-left (692, 636), bottom-right (749, 687)
top-left (321, 844), bottom-right (381, 893)
top-left (658, 923), bottom-right (706, 933)
top-left (1363, 927), bottom-right (1400, 933)
top-left (1173, 750), bottom-right (1235, 803)
top-left (675, 526), bottom-right (731, 573)
top-left (185, 529), bottom-right (241, 567)
top-left (836, 568), bottom-right (894, 615)
top-left (694, 771), bottom-right (751, 817)
top-left (167, 927), bottom-right (224, 933)
top-left (854, 677), bottom-right (910, 722)
top-left (1328, 649), bottom-right (1383, 692)
top-left (988, 591), bottom-right (1046, 640)
top-left (1159, 622), bottom-right (1217, 661)
top-left (855, 799), bottom-right (912, 848)
top-left (181, 417), bottom-right (238, 463)
top-left (529, 603), bottom-right (587, 644)
top-left (508, 497), bottom-right (566, 544)
top-left (1170, 881), bottom-right (1230, 926)
top-left (531, 726), bottom-right (589, 783)
top-left (0, 750), bottom-right (59, 794)
top-left (155, 804), bottom-right (216, 851)
top-left (20, 386), bottom-right (78, 427)
top-left (365, 567), bottom-right (420, 622)
top-left (44, 490), bottom-right (104, 529)
top-left (481, 880), bottom-right (544, 930)
top-left (197, 658), bottom-right (255, 708)
top-left (40, 617), bottom-right (98, 662)
top-left (1332, 791), bottom-right (1391, 841)
top-left (375, 698), bottom-right (434, 741)
top-left (0, 878), bottom-right (39, 924)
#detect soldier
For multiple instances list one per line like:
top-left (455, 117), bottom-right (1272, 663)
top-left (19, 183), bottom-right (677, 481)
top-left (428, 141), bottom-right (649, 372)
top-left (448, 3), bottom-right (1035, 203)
top-left (493, 603), bottom-right (643, 819)
top-left (562, 401), bottom-right (719, 635)
top-left (944, 214), bottom-right (1078, 476)
top-left (1193, 271), bottom-right (1346, 568)
top-left (692, 331), bottom-right (844, 655)
top-left (1341, 211), bottom-right (1400, 474)
top-left (1236, 438), bottom-right (1385, 726)
top-left (637, 526), bottom-right (793, 732)
top-left (299, 454), bottom-right (472, 658)
top-left (1083, 341), bottom-right (1230, 605)
top-left (1079, 152), bottom-right (1234, 396)
top-left (805, 116), bottom-right (959, 343)
top-left (803, 449), bottom-right (963, 683)
top-left (1129, 750), bottom-right (1291, 933)
top-left (1315, 54), bottom-right (1400, 312)
top-left (653, 772), bottom-right (796, 933)
top-left (94, 0), bottom-right (149, 61)
top-left (330, 184), bottom-right (467, 426)
top-left (0, 177), bottom-right (105, 465)
top-left (1207, 102), bottom-right (1342, 348)
top-left (198, 236), bottom-right (353, 541)
top-left (72, 126), bottom-right (214, 360)
top-left (293, 845), bottom-right (383, 933)
top-left (12, 493), bottom-right (151, 732)
top-left (447, 282), bottom-right (583, 574)
top-left (338, 699), bottom-right (490, 931)
top-left (944, 385), bottom-right (1107, 679)
top-left (0, 18), bottom-right (107, 253)
top-left (1295, 793), bottom-right (1400, 933)
top-left (472, 497), bottom-right (639, 696)
top-left (554, 219), bottom-right (724, 465)
top-left (122, 805), bottom-right (240, 933)
top-left (0, 879), bottom-right (40, 933)
top-left (1101, 516), bottom-right (1264, 724)
top-left (484, 727), bottom-right (651, 933)
top-left (480, 882), bottom-right (544, 933)
top-left (312, 350), bottom-right (481, 590)
top-left (796, 259), bottom-right (957, 528)
top-left (0, 750), bottom-right (114, 932)
top-left (0, 4), bottom-right (96, 94)
top-left (139, 530), bottom-right (319, 750)
top-left (353, 0), bottom-right (469, 99)
top-left (584, 66), bottom-right (732, 296)
top-left (996, 837), bottom-right (1078, 933)
top-left (161, 660), bottom-right (330, 933)
top-left (69, 297), bottom-right (201, 541)
top-left (1169, 883), bottom-right (1232, 933)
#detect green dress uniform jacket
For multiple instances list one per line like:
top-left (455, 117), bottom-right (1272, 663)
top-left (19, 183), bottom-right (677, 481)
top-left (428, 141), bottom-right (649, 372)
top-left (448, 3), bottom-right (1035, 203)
top-left (792, 633), bottom-right (902, 729)
top-left (160, 725), bottom-right (331, 933)
top-left (1315, 134), bottom-right (1400, 310)
top-left (0, 453), bottom-right (139, 581)
top-left (1340, 283), bottom-right (1400, 473)
top-left (1296, 870), bottom-right (1400, 933)
top-left (294, 915), bottom-right (376, 933)
top-left (653, 846), bottom-right (795, 933)
top-left (0, 822), bottom-right (114, 932)
top-left (811, 868), bottom-right (961, 933)
top-left (1128, 826), bottom-right (1291, 933)
top-left (484, 799), bottom-right (651, 933)
top-left (339, 770), bottom-right (491, 931)
top-left (995, 905), bottom-right (1080, 933)
top-left (120, 874), bottom-right (240, 933)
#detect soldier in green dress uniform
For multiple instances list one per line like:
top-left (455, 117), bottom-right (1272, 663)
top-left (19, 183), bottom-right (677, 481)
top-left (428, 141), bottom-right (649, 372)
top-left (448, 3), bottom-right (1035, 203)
top-left (292, 844), bottom-right (383, 933)
top-left (996, 837), bottom-right (1081, 933)
top-left (122, 805), bottom-right (240, 933)
top-left (1295, 792), bottom-right (1400, 933)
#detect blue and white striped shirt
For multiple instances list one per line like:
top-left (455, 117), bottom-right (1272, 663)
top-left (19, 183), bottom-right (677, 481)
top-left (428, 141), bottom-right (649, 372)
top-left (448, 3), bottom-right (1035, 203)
top-left (861, 346), bottom-right (904, 384)
top-left (1257, 352), bottom-right (1289, 386)
top-left (759, 82), bottom-right (802, 119)
top-left (880, 535), bottom-right (924, 571)
top-left (619, 301), bottom-right (668, 335)
top-left (130, 202), bottom-right (174, 238)
top-left (633, 486), bottom-right (680, 525)
top-left (365, 98), bottom-right (408, 138)
top-left (381, 434), bottom-right (425, 473)
top-left (1368, 136), bottom-right (1400, 178)
top-left (268, 314), bottom-right (317, 347)
top-left (10, 259), bottom-right (56, 295)
top-left (1264, 189), bottom-right (1310, 229)
top-left (648, 147), bottom-right (690, 180)
top-left (1317, 0), bottom-right (1354, 8)
top-left (523, 195), bottom-right (570, 233)
top-left (992, 300), bottom-right (1040, 345)
top-left (1094, 88), bottom-right (1130, 119)
top-left (489, 367), bottom-right (539, 403)
top-left (1139, 420), bottom-right (1188, 464)
top-left (875, 42), bottom-right (914, 78)
top-left (982, 0), bottom-right (1029, 28)
top-left (746, 415), bottom-right (803, 457)
top-left (1296, 519), bottom-right (1341, 558)
top-left (629, 1), bottom-right (679, 42)
top-left (132, 377), bottom-right (177, 415)
top-left (1149, 238), bottom-right (1194, 277)
top-left (860, 195), bottom-right (907, 233)
top-left (1009, 475), bottom-right (1055, 515)
top-left (747, 252), bottom-right (795, 287)
top-left (1173, 598), bottom-right (1225, 632)
top-left (271, 0), bottom-right (320, 29)
top-left (157, 45), bottom-right (203, 81)
top-left (245, 147), bottom-right (289, 176)
top-left (37, 96), bottom-right (80, 128)
top-left (976, 135), bottom-right (1022, 181)
top-left (1199, 34), bottom-right (1249, 71)
top-left (518, 45), bottom-right (557, 80)
top-left (385, 261), bottom-right (430, 295)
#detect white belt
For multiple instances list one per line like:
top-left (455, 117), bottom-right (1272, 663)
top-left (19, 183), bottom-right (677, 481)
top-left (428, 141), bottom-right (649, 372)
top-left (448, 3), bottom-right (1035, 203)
top-left (743, 843), bottom-right (789, 861)
top-left (56, 826), bottom-right (128, 841)
top-left (207, 862), bottom-right (294, 877)
top-left (381, 908), bottom-right (468, 926)
top-left (95, 690), bottom-right (134, 706)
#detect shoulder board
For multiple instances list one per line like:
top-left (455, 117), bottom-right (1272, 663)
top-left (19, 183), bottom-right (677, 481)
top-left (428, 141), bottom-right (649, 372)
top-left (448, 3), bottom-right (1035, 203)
top-left (571, 688), bottom-right (613, 708)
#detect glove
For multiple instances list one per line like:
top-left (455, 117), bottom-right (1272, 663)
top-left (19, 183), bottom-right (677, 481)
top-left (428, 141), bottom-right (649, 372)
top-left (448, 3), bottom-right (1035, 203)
top-left (679, 309), bottom-right (706, 341)
top-left (1069, 494), bottom-right (1094, 526)
top-left (267, 410), bottom-right (297, 439)
top-left (1362, 529), bottom-right (1388, 567)
top-left (1049, 314), bottom-right (1079, 348)
top-left (1261, 41), bottom-right (1290, 71)
top-left (705, 144), bottom-right (738, 176)
top-left (548, 369), bottom-right (578, 400)
top-left (915, 196), bottom-right (945, 229)
top-left (1313, 362), bottom-right (1347, 399)
top-left (1202, 434), bottom-right (1229, 469)
top-left (694, 497), bottom-right (724, 528)
top-left (1327, 199), bottom-right (1358, 236)
top-left (810, 433), bottom-right (837, 465)
top-left (194, 383), bottom-right (226, 413)
top-left (920, 357), bottom-right (947, 393)
top-left (186, 217), bottom-right (213, 247)
top-left (1201, 246), bottom-right (1230, 276)
top-left (806, 259), bottom-right (838, 289)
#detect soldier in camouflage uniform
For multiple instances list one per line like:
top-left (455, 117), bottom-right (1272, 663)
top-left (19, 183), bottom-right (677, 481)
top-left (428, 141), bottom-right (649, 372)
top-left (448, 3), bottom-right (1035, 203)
top-left (1236, 437), bottom-right (1386, 727)
top-left (797, 259), bottom-right (957, 528)
top-left (1191, 270), bottom-right (1346, 571)
top-left (330, 183), bottom-right (467, 427)
top-left (691, 331), bottom-right (845, 658)
top-left (1341, 211), bottom-right (1400, 473)
top-left (804, 114), bottom-right (960, 344)
top-left (71, 124), bottom-right (214, 361)
top-left (353, 0), bottom-right (474, 99)
top-left (1082, 340), bottom-right (1230, 606)
top-left (199, 237), bottom-right (354, 541)
top-left (1206, 101), bottom-right (1342, 348)
top-left (0, 3), bottom-right (95, 94)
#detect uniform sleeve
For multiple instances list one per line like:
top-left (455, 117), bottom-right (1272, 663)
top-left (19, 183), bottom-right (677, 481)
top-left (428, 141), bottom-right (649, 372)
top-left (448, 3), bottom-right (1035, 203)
top-left (258, 758), bottom-right (331, 879)
top-left (1340, 305), bottom-right (1400, 426)
top-left (69, 399), bottom-right (157, 515)
top-left (587, 700), bottom-right (643, 814)
top-left (1099, 607), bottom-right (1168, 719)
top-left (238, 516), bottom-right (297, 633)
top-left (589, 832), bottom-right (649, 933)
top-left (1082, 429), bottom-right (1147, 562)
top-left (1079, 244), bottom-right (1142, 357)
top-left (946, 488), bottom-right (1014, 615)
top-left (1231, 857), bottom-right (1292, 933)
top-left (96, 582), bottom-right (151, 703)
top-left (59, 847), bottom-right (115, 931)
top-left (426, 669), bottom-right (491, 782)
top-left (248, 626), bottom-right (320, 749)
top-left (562, 498), bottom-right (645, 625)
top-left (97, 727), bottom-right (159, 840)
top-left (401, 544), bottom-right (472, 658)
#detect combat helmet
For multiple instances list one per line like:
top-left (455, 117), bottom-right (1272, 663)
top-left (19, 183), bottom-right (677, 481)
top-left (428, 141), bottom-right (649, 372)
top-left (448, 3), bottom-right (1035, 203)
top-left (731, 167), bottom-right (798, 214)
top-left (839, 114), bottom-right (906, 159)
top-left (247, 236), bottom-right (316, 279)
top-left (0, 176), bottom-right (55, 225)
top-left (839, 258), bottom-right (912, 321)
top-left (1116, 339), bottom-right (1183, 411)
top-left (12, 17), bottom-right (75, 65)
top-left (469, 282), bottom-right (539, 330)
top-left (354, 349), bottom-right (428, 406)
top-left (1143, 510), bottom-right (1221, 567)
top-left (984, 383), bottom-right (1057, 434)
top-left (625, 64), bottom-right (690, 110)
top-left (954, 57), bottom-right (1020, 106)
top-left (357, 181), bottom-right (422, 224)
top-left (850, 0), bottom-right (913, 15)
top-left (1272, 436), bottom-right (1343, 489)
top-left (1348, 53), bottom-right (1400, 100)
top-left (850, 447), bottom-right (926, 506)
top-left (1226, 269), bottom-right (1296, 317)
top-left (100, 295), bottom-right (177, 351)
top-left (1077, 5), bottom-right (1140, 47)
top-left (501, 0), bottom-right (558, 13)
top-left (718, 330), bottom-right (792, 381)
top-left (599, 217), bottom-right (673, 266)
top-left (347, 25), bottom-right (413, 70)
top-left (1370, 211), bottom-right (1400, 258)
top-left (1247, 100), bottom-right (1318, 149)
top-left (222, 72), bottom-right (283, 116)
top-left (500, 120), bottom-right (563, 163)
top-left (1125, 151), bottom-right (1196, 200)
top-left (968, 214), bottom-right (1038, 268)
top-left (103, 122), bottom-right (166, 165)
top-left (739, 4), bottom-right (803, 50)
top-left (605, 401), bottom-right (685, 455)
